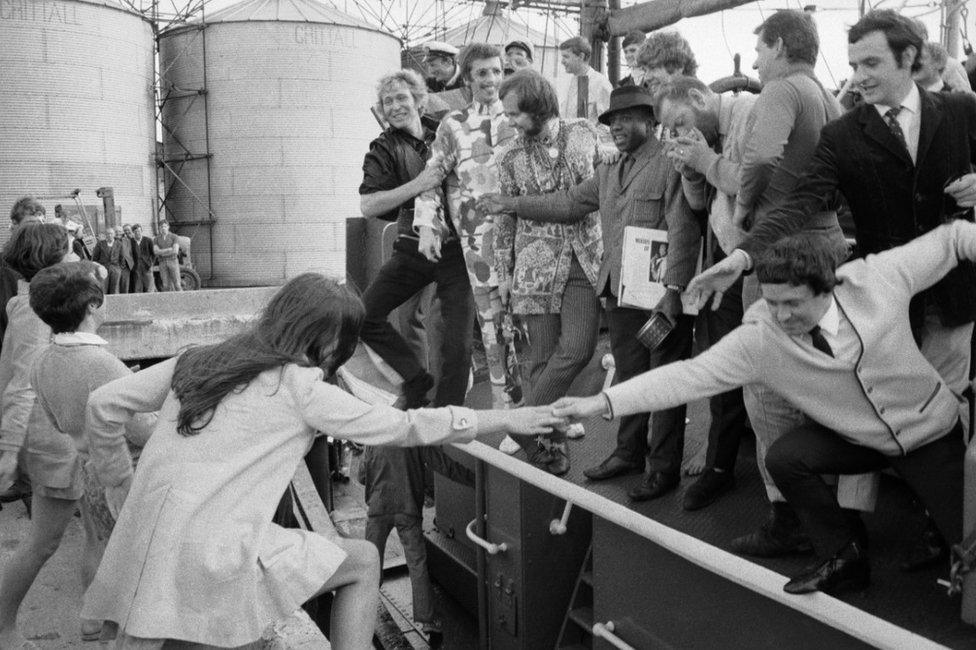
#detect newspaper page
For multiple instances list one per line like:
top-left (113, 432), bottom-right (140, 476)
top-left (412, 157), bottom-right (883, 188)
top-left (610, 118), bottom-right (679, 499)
top-left (618, 225), bottom-right (669, 310)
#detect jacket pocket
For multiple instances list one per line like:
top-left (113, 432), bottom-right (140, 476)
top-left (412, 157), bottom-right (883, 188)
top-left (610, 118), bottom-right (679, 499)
top-left (919, 381), bottom-right (942, 413)
top-left (632, 189), bottom-right (665, 228)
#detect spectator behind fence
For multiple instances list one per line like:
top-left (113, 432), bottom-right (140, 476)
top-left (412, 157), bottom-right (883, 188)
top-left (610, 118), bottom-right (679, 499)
top-left (131, 225), bottom-right (155, 293)
top-left (0, 260), bottom-right (155, 647)
top-left (153, 221), bottom-right (181, 292)
top-left (79, 273), bottom-right (560, 648)
top-left (617, 31), bottom-right (647, 88)
top-left (555, 222), bottom-right (972, 597)
top-left (559, 36), bottom-right (613, 126)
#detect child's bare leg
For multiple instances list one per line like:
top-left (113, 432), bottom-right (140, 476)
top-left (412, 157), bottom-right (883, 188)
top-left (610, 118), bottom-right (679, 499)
top-left (312, 537), bottom-right (380, 650)
top-left (78, 499), bottom-right (105, 638)
top-left (0, 494), bottom-right (77, 647)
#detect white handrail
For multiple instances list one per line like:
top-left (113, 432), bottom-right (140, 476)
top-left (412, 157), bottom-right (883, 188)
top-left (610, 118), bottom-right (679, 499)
top-left (592, 621), bottom-right (635, 650)
top-left (452, 439), bottom-right (947, 650)
top-left (465, 518), bottom-right (508, 555)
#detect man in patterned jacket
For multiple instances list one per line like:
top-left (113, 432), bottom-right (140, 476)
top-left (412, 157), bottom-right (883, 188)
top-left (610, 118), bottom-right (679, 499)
top-left (489, 69), bottom-right (604, 475)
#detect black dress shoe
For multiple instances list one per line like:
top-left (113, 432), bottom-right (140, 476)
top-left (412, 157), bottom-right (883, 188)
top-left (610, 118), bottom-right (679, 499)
top-left (784, 542), bottom-right (870, 595)
top-left (583, 455), bottom-right (643, 481)
top-left (731, 503), bottom-right (813, 558)
top-left (527, 446), bottom-right (553, 471)
top-left (627, 471), bottom-right (680, 502)
top-left (547, 442), bottom-right (570, 477)
top-left (900, 518), bottom-right (949, 572)
top-left (682, 468), bottom-right (735, 511)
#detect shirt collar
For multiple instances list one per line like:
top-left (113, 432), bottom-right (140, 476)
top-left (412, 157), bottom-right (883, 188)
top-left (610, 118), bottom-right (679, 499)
top-left (473, 98), bottom-right (504, 117)
top-left (52, 331), bottom-right (108, 346)
top-left (874, 82), bottom-right (920, 119)
top-left (817, 296), bottom-right (840, 337)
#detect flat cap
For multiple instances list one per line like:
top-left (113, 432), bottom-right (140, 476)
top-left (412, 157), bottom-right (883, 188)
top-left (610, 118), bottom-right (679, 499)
top-left (425, 41), bottom-right (459, 58)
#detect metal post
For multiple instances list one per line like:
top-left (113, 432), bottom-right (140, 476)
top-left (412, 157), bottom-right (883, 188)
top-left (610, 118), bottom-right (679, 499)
top-left (475, 459), bottom-right (490, 650)
top-left (607, 0), bottom-right (621, 84)
top-left (581, 0), bottom-right (608, 72)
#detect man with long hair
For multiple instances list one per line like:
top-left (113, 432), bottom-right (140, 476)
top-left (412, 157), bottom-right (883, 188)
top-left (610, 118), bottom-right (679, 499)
top-left (489, 69), bottom-right (604, 475)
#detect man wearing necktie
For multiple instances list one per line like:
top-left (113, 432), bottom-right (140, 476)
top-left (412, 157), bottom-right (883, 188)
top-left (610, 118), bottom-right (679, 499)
top-left (554, 222), bottom-right (974, 596)
top-left (689, 9), bottom-right (976, 565)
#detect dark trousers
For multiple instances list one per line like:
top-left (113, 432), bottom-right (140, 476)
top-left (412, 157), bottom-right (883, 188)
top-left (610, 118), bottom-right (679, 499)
top-left (360, 240), bottom-right (474, 407)
top-left (606, 297), bottom-right (694, 476)
top-left (695, 272), bottom-right (747, 471)
top-left (767, 421), bottom-right (964, 558)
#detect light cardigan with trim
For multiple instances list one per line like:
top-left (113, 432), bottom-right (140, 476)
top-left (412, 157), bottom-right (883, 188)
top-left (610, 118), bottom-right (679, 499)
top-left (604, 220), bottom-right (975, 456)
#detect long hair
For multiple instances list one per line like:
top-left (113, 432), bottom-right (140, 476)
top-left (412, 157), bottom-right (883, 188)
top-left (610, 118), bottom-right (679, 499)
top-left (499, 69), bottom-right (560, 124)
top-left (171, 274), bottom-right (364, 436)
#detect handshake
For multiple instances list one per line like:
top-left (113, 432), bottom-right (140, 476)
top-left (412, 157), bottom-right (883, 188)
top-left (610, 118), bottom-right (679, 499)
top-left (504, 395), bottom-right (609, 436)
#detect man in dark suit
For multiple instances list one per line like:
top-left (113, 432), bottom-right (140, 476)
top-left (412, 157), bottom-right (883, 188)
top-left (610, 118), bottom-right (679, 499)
top-left (688, 9), bottom-right (976, 564)
top-left (482, 85), bottom-right (701, 501)
top-left (131, 225), bottom-right (155, 292)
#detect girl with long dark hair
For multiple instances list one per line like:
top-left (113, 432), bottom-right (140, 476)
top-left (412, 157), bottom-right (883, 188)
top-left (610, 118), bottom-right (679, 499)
top-left (80, 273), bottom-right (560, 649)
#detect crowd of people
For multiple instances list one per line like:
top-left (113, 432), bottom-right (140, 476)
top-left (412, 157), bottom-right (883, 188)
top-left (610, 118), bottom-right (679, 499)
top-left (357, 5), bottom-right (976, 636)
top-left (0, 6), bottom-right (975, 649)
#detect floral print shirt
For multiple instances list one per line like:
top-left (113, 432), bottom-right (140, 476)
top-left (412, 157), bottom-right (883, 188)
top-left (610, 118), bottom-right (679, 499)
top-left (493, 118), bottom-right (603, 314)
top-left (414, 99), bottom-right (517, 289)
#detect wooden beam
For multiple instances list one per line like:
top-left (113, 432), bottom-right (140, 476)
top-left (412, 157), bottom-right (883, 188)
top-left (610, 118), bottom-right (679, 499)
top-left (605, 0), bottom-right (757, 39)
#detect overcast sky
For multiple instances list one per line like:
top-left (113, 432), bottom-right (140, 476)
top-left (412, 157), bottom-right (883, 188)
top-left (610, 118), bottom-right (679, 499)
top-left (181, 0), bottom-right (951, 90)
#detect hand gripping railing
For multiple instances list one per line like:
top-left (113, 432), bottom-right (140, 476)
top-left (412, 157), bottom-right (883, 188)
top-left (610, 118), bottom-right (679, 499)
top-left (592, 621), bottom-right (636, 650)
top-left (465, 517), bottom-right (508, 555)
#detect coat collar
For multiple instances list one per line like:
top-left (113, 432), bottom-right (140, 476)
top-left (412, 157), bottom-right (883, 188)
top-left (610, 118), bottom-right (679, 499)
top-left (857, 84), bottom-right (942, 167)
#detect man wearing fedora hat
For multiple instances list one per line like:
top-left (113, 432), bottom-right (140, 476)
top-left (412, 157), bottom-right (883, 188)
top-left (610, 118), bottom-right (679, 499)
top-left (482, 84), bottom-right (700, 500)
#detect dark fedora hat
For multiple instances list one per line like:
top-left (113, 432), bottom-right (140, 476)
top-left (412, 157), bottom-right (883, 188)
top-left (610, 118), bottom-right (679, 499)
top-left (598, 85), bottom-right (655, 125)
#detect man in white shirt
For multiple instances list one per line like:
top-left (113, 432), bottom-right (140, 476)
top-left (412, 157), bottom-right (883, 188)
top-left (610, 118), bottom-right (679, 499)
top-left (559, 36), bottom-right (613, 126)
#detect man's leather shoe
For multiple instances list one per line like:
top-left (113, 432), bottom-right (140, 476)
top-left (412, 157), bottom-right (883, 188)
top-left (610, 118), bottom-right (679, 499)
top-left (731, 503), bottom-right (813, 558)
top-left (627, 471), bottom-right (680, 502)
top-left (682, 468), bottom-right (734, 511)
top-left (900, 518), bottom-right (949, 572)
top-left (527, 446), bottom-right (553, 471)
top-left (784, 542), bottom-right (870, 595)
top-left (583, 455), bottom-right (643, 481)
top-left (547, 442), bottom-right (570, 477)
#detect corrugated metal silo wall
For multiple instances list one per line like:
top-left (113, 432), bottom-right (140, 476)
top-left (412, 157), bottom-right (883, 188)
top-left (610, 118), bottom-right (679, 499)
top-left (159, 20), bottom-right (399, 287)
top-left (0, 1), bottom-right (155, 243)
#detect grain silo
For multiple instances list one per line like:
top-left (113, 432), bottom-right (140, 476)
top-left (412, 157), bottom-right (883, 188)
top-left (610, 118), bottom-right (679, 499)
top-left (0, 0), bottom-right (156, 241)
top-left (158, 0), bottom-right (400, 287)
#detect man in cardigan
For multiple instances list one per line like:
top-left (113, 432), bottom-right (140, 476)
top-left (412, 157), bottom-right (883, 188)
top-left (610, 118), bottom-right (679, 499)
top-left (553, 221), bottom-right (972, 595)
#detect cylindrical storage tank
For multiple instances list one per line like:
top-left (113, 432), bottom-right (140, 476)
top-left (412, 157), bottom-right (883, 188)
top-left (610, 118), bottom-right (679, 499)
top-left (0, 0), bottom-right (155, 242)
top-left (159, 0), bottom-right (401, 287)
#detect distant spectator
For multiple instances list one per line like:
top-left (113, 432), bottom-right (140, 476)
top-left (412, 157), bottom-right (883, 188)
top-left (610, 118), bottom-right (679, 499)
top-left (559, 36), bottom-right (613, 125)
top-left (107, 229), bottom-right (130, 295)
top-left (618, 31), bottom-right (647, 87)
top-left (131, 225), bottom-right (155, 293)
top-left (424, 41), bottom-right (463, 93)
top-left (505, 40), bottom-right (534, 71)
top-left (153, 221), bottom-right (182, 292)
top-left (67, 222), bottom-right (91, 261)
top-left (121, 225), bottom-right (138, 293)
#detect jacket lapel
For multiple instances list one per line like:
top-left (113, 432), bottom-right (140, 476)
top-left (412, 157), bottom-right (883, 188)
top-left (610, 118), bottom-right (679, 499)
top-left (915, 87), bottom-right (943, 169)
top-left (859, 103), bottom-right (913, 166)
top-left (618, 138), bottom-right (658, 193)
